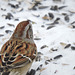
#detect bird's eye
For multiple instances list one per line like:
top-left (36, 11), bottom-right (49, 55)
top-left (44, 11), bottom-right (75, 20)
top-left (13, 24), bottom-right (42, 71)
top-left (29, 25), bottom-right (31, 29)
top-left (14, 34), bottom-right (18, 37)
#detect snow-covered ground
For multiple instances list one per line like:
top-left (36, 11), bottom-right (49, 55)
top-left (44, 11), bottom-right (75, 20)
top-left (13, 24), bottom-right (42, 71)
top-left (0, 0), bottom-right (75, 75)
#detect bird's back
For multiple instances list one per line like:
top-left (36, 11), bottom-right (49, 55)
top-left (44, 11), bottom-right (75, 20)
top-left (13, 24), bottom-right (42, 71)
top-left (0, 38), bottom-right (37, 75)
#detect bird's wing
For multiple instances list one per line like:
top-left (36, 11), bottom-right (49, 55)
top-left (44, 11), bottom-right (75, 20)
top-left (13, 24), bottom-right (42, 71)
top-left (0, 39), bottom-right (37, 70)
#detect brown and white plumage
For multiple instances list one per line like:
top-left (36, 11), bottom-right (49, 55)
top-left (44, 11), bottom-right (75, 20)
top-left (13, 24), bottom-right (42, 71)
top-left (0, 20), bottom-right (37, 75)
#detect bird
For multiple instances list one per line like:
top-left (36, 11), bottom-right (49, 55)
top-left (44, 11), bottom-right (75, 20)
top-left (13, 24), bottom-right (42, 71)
top-left (0, 20), bottom-right (37, 75)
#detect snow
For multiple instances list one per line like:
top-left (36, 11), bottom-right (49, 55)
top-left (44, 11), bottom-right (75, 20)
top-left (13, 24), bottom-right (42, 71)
top-left (0, 0), bottom-right (75, 75)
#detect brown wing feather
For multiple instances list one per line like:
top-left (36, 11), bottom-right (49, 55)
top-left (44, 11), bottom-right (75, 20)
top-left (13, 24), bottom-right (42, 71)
top-left (0, 39), bottom-right (37, 72)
